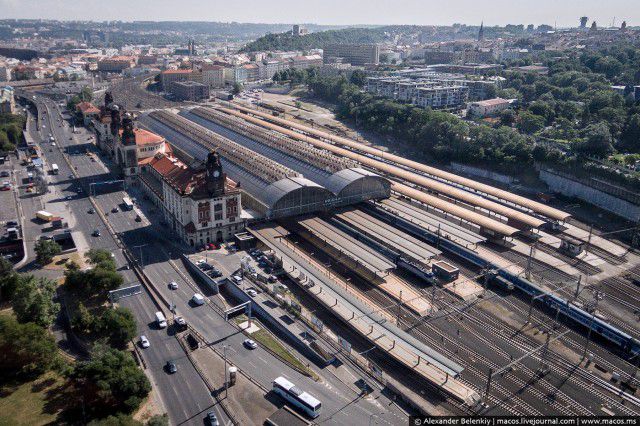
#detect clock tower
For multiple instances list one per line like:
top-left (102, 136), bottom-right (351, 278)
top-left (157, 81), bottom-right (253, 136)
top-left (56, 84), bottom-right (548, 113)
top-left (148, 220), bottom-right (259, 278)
top-left (206, 151), bottom-right (225, 197)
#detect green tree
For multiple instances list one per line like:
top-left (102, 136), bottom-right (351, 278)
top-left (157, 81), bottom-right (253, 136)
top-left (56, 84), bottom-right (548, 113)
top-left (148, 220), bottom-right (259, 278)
top-left (349, 69), bottom-right (367, 87)
top-left (86, 249), bottom-right (117, 271)
top-left (71, 345), bottom-right (151, 415)
top-left (516, 111), bottom-right (545, 134)
top-left (0, 314), bottom-right (60, 378)
top-left (0, 257), bottom-right (19, 301)
top-left (67, 95), bottom-right (82, 112)
top-left (12, 275), bottom-right (60, 327)
top-left (87, 414), bottom-right (142, 426)
top-left (499, 109), bottom-right (516, 126)
top-left (620, 114), bottom-right (640, 152)
top-left (80, 87), bottom-right (94, 102)
top-left (94, 307), bottom-right (137, 349)
top-left (35, 239), bottom-right (62, 265)
top-left (577, 122), bottom-right (615, 157)
top-left (72, 302), bottom-right (95, 334)
top-left (232, 82), bottom-right (243, 95)
top-left (65, 267), bottom-right (123, 298)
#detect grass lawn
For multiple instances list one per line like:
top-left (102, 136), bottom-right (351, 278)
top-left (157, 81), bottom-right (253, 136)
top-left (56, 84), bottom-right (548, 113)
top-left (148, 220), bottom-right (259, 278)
top-left (0, 371), bottom-right (73, 426)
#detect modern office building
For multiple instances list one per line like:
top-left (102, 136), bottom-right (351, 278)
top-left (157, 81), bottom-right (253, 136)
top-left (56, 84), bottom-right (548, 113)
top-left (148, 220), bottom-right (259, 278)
top-left (323, 43), bottom-right (380, 66)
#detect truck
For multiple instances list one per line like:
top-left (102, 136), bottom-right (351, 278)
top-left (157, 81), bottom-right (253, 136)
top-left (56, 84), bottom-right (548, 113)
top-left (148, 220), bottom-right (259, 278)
top-left (51, 163), bottom-right (59, 175)
top-left (36, 210), bottom-right (55, 222)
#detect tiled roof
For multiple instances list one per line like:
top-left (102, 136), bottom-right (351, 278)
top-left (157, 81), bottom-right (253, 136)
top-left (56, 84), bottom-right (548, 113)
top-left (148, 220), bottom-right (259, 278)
top-left (76, 102), bottom-right (100, 115)
top-left (118, 128), bottom-right (165, 146)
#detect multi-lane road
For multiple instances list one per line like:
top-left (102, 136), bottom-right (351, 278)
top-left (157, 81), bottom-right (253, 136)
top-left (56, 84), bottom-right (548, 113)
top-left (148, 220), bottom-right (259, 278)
top-left (25, 95), bottom-right (408, 425)
top-left (25, 96), bottom-right (230, 426)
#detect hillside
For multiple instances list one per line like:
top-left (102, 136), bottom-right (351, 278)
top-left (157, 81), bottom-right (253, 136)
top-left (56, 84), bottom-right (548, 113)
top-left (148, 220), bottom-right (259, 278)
top-left (240, 26), bottom-right (390, 52)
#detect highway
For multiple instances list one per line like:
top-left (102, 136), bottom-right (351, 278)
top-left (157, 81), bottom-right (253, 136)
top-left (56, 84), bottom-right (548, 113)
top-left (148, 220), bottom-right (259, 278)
top-left (29, 96), bottom-right (408, 425)
top-left (27, 96), bottom-right (230, 426)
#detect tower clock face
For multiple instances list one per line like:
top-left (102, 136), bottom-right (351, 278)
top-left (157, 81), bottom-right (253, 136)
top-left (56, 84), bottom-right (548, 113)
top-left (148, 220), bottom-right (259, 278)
top-left (213, 170), bottom-right (220, 178)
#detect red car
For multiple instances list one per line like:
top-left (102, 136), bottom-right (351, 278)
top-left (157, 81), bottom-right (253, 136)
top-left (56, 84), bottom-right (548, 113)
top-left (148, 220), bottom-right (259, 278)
top-left (207, 243), bottom-right (215, 250)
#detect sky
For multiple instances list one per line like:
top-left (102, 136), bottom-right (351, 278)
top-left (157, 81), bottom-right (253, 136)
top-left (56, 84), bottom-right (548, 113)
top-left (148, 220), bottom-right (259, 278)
top-left (0, 0), bottom-right (638, 28)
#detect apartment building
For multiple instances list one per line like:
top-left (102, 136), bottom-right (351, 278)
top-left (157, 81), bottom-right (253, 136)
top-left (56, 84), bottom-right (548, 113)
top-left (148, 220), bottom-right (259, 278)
top-left (323, 43), bottom-right (380, 66)
top-left (169, 80), bottom-right (210, 101)
top-left (201, 64), bottom-right (224, 88)
top-left (97, 56), bottom-right (136, 73)
top-left (160, 69), bottom-right (192, 90)
top-left (414, 85), bottom-right (468, 109)
top-left (290, 54), bottom-right (322, 70)
top-left (0, 86), bottom-right (14, 114)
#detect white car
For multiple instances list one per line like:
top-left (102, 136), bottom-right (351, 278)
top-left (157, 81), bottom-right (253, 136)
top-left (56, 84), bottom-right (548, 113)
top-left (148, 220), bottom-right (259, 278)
top-left (246, 289), bottom-right (257, 297)
top-left (191, 293), bottom-right (205, 306)
top-left (243, 339), bottom-right (257, 349)
top-left (140, 335), bottom-right (150, 349)
top-left (168, 281), bottom-right (179, 290)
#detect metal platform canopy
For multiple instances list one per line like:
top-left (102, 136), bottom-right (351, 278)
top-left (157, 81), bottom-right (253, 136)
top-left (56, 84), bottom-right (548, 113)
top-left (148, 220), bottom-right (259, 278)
top-left (378, 197), bottom-right (486, 247)
top-left (334, 208), bottom-right (441, 264)
top-left (298, 216), bottom-right (396, 277)
top-left (182, 108), bottom-right (390, 205)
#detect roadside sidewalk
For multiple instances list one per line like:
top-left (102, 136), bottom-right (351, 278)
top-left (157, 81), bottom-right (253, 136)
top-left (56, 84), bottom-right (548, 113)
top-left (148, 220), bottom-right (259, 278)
top-left (191, 343), bottom-right (277, 426)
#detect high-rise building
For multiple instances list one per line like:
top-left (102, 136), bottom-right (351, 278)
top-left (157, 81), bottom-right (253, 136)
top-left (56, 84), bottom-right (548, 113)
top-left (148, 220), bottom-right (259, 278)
top-left (580, 17), bottom-right (589, 28)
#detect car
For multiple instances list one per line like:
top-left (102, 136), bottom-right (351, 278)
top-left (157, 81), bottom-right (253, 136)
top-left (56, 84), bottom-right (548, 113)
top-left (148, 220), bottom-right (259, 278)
top-left (139, 335), bottom-right (150, 349)
top-left (135, 215), bottom-right (142, 222)
top-left (168, 281), bottom-right (178, 290)
top-left (165, 361), bottom-right (177, 374)
top-left (246, 289), bottom-right (257, 297)
top-left (191, 293), bottom-right (205, 306)
top-left (0, 171), bottom-right (9, 177)
top-left (207, 243), bottom-right (215, 250)
top-left (92, 229), bottom-right (100, 237)
top-left (243, 339), bottom-right (258, 349)
top-left (66, 195), bottom-right (72, 200)
top-left (207, 412), bottom-right (219, 426)
top-left (111, 207), bottom-right (118, 213)
top-left (6, 220), bottom-right (18, 227)
top-left (87, 208), bottom-right (95, 214)
top-left (0, 185), bottom-right (10, 191)
top-left (175, 316), bottom-right (187, 331)
top-left (232, 275), bottom-right (242, 283)
top-left (68, 174), bottom-right (74, 179)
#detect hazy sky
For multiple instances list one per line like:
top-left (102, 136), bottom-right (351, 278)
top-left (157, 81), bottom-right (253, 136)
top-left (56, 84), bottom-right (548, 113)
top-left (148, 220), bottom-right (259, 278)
top-left (1, 0), bottom-right (638, 27)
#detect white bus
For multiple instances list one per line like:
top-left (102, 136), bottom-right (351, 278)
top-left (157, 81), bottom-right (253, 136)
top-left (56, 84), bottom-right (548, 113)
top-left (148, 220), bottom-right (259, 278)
top-left (51, 164), bottom-right (59, 175)
top-left (154, 311), bottom-right (167, 328)
top-left (272, 376), bottom-right (321, 418)
top-left (122, 197), bottom-right (134, 211)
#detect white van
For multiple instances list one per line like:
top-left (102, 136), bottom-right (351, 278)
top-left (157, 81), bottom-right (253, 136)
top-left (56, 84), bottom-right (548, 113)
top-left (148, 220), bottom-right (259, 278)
top-left (191, 293), bottom-right (205, 306)
top-left (155, 311), bottom-right (167, 328)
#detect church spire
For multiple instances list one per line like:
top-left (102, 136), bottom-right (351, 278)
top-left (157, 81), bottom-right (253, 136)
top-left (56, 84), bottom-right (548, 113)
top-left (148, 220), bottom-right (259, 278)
top-left (478, 21), bottom-right (485, 41)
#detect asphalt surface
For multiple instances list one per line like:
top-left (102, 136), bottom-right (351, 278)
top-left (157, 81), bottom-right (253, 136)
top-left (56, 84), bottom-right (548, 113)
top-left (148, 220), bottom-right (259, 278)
top-left (28, 96), bottom-right (408, 425)
top-left (25, 96), bottom-right (230, 426)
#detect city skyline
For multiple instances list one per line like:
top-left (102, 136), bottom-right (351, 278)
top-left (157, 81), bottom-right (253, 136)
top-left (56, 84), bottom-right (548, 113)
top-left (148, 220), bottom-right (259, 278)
top-left (0, 0), bottom-right (638, 27)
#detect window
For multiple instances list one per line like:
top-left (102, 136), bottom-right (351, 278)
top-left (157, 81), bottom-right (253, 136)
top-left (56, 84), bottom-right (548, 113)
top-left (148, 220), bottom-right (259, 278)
top-left (214, 213), bottom-right (223, 221)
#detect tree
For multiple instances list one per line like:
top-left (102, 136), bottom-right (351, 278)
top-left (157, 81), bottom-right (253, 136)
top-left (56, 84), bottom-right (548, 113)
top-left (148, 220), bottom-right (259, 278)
top-left (516, 111), bottom-right (545, 134)
top-left (87, 414), bottom-right (142, 426)
top-left (0, 315), bottom-right (60, 378)
top-left (232, 82), bottom-right (243, 95)
top-left (80, 87), bottom-right (94, 102)
top-left (349, 69), bottom-right (367, 87)
top-left (35, 239), bottom-right (62, 265)
top-left (67, 95), bottom-right (82, 112)
top-left (499, 109), bottom-right (516, 126)
top-left (86, 249), bottom-right (117, 271)
top-left (94, 308), bottom-right (137, 349)
top-left (0, 257), bottom-right (19, 301)
top-left (72, 302), bottom-right (95, 334)
top-left (620, 114), bottom-right (640, 152)
top-left (65, 267), bottom-right (123, 298)
top-left (12, 275), bottom-right (60, 327)
top-left (577, 122), bottom-right (615, 157)
top-left (71, 345), bottom-right (151, 415)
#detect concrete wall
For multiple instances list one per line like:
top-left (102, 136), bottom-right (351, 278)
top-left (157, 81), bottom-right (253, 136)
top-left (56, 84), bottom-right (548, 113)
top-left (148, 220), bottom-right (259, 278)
top-left (450, 162), bottom-right (514, 185)
top-left (540, 169), bottom-right (640, 222)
